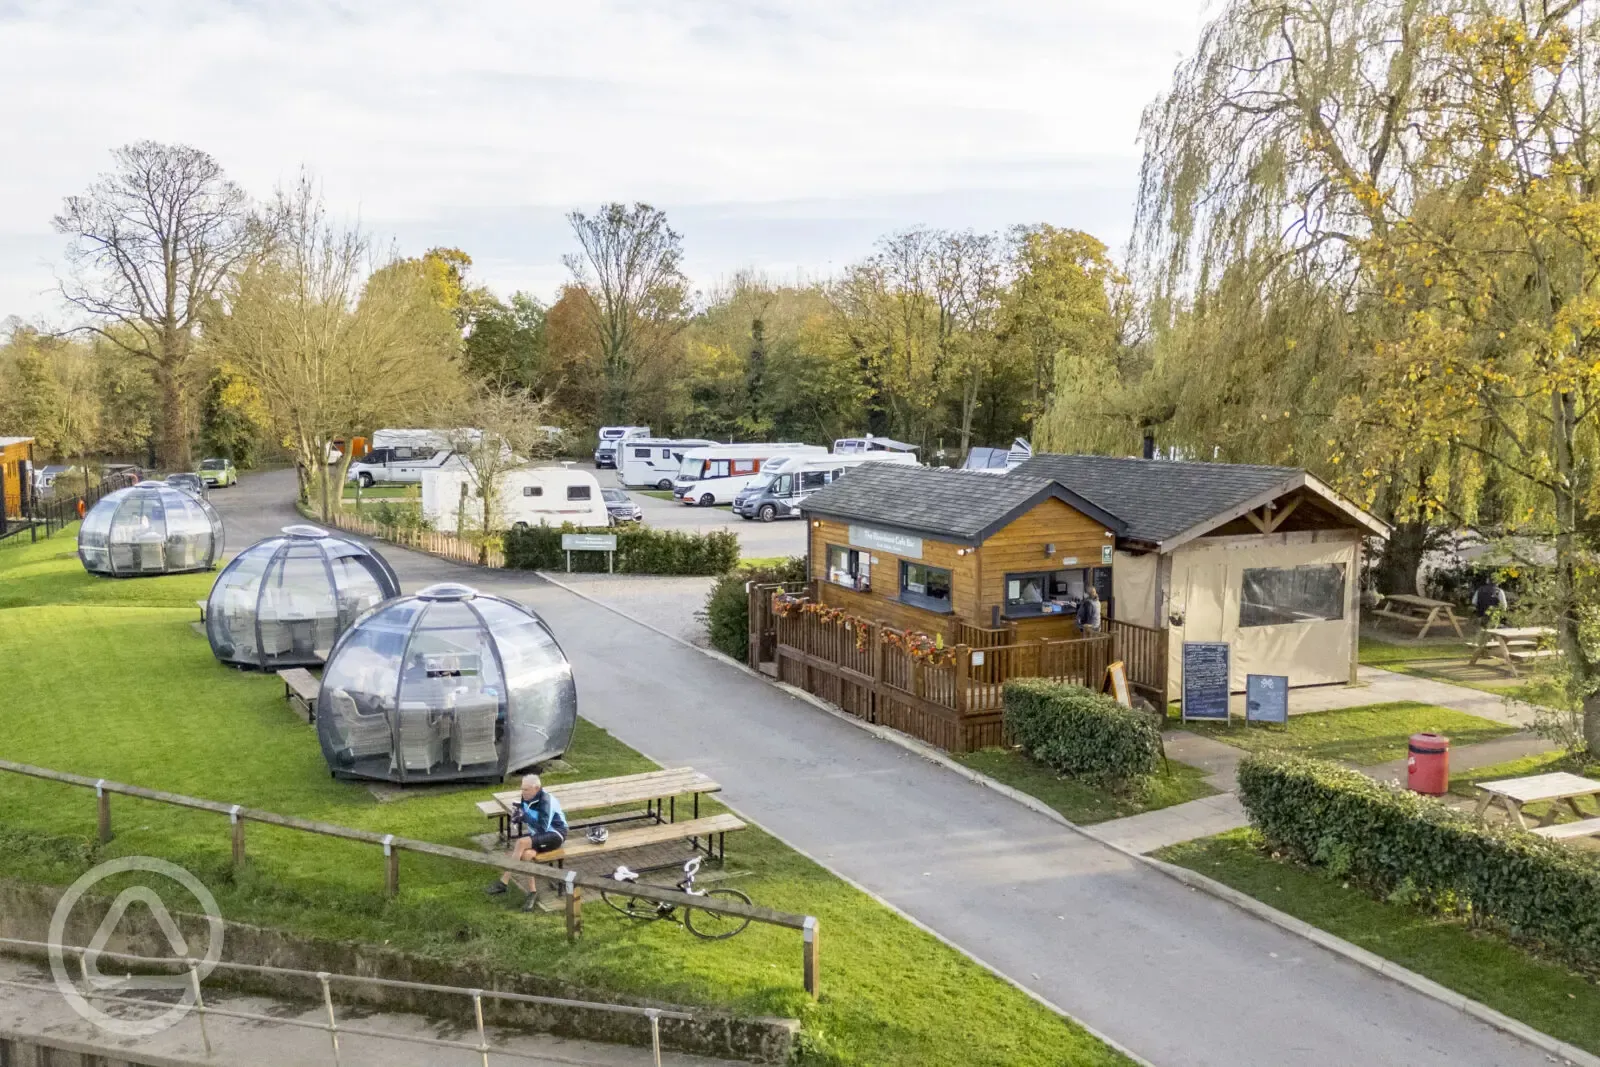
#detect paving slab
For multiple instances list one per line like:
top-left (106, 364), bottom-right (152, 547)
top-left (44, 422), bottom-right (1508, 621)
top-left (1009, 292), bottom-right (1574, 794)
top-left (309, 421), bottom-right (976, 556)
top-left (1160, 731), bottom-right (1246, 792)
top-left (1092, 794), bottom-right (1249, 855)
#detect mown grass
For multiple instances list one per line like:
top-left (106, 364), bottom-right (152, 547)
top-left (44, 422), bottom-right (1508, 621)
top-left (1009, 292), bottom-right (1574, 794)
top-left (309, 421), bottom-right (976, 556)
top-left (1176, 701), bottom-right (1515, 767)
top-left (0, 530), bottom-right (1126, 1067)
top-left (1359, 633), bottom-right (1568, 708)
top-left (1357, 634), bottom-right (1479, 665)
top-left (1159, 829), bottom-right (1600, 1056)
top-left (953, 748), bottom-right (1216, 824)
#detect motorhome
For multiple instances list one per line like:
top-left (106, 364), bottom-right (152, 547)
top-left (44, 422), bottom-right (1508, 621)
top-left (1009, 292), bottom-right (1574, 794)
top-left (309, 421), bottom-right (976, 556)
top-left (422, 465), bottom-right (608, 532)
top-left (346, 445), bottom-right (464, 487)
top-left (832, 435), bottom-right (918, 455)
top-left (593, 426), bottom-right (651, 469)
top-left (734, 453), bottom-right (920, 521)
top-left (618, 437), bottom-right (717, 489)
top-left (672, 443), bottom-right (826, 506)
top-left (372, 428), bottom-right (472, 451)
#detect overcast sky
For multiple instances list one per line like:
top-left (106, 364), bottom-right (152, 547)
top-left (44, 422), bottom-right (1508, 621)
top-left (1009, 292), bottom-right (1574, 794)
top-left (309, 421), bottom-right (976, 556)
top-left (0, 0), bottom-right (1210, 323)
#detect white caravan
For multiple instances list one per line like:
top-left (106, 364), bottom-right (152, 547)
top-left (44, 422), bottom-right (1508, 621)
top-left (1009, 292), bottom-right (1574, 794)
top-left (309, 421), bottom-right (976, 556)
top-left (619, 437), bottom-right (717, 490)
top-left (671, 443), bottom-right (826, 506)
top-left (733, 453), bottom-right (920, 521)
top-left (593, 426), bottom-right (651, 469)
top-left (422, 465), bottom-right (607, 532)
top-left (832, 435), bottom-right (918, 455)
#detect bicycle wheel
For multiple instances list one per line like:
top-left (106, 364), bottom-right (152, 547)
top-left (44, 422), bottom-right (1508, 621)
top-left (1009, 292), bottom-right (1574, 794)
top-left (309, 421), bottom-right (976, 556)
top-left (601, 890), bottom-right (660, 921)
top-left (684, 887), bottom-right (752, 940)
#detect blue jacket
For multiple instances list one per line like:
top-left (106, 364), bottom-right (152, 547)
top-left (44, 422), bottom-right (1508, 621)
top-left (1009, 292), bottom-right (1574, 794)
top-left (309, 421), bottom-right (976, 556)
top-left (515, 790), bottom-right (567, 837)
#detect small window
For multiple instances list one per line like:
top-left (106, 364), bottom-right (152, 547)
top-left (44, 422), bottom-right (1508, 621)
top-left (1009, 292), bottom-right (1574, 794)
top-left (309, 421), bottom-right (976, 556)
top-left (800, 471), bottom-right (827, 491)
top-left (633, 447), bottom-right (652, 458)
top-left (707, 459), bottom-right (731, 479)
top-left (567, 485), bottom-right (592, 501)
top-left (733, 459), bottom-right (757, 475)
top-left (772, 474), bottom-right (794, 497)
top-left (660, 448), bottom-right (673, 459)
top-left (900, 562), bottom-right (952, 612)
top-left (1240, 564), bottom-right (1346, 627)
top-left (522, 486), bottom-right (543, 497)
top-left (826, 545), bottom-right (871, 592)
top-left (393, 448), bottom-right (413, 461)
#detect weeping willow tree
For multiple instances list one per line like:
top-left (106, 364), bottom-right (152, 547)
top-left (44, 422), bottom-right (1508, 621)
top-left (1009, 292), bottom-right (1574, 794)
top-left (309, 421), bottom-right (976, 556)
top-left (1127, 0), bottom-right (1600, 742)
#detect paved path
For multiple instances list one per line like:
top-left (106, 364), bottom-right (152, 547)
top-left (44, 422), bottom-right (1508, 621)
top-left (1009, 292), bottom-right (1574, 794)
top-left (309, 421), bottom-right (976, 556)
top-left (210, 473), bottom-right (1554, 1067)
top-left (1238, 665), bottom-right (1541, 728)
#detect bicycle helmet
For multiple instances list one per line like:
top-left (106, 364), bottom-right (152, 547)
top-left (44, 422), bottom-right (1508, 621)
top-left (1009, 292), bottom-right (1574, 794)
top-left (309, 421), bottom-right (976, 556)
top-left (586, 826), bottom-right (609, 845)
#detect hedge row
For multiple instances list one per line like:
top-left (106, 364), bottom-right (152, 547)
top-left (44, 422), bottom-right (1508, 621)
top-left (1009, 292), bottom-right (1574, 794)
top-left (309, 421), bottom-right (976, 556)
top-left (703, 557), bottom-right (809, 661)
top-left (503, 523), bottom-right (740, 576)
top-left (1002, 679), bottom-right (1162, 789)
top-left (1238, 753), bottom-right (1600, 970)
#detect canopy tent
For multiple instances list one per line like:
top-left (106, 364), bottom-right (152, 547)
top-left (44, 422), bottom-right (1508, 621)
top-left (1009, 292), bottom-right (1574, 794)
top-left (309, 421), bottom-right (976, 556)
top-left (315, 582), bottom-right (577, 784)
top-left (79, 481), bottom-right (224, 577)
top-left (206, 525), bottom-right (401, 670)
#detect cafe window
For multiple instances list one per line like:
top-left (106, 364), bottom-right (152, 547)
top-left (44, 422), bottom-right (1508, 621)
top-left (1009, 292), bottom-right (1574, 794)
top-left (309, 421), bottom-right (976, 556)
top-left (1003, 567), bottom-right (1110, 618)
top-left (1240, 563), bottom-right (1346, 627)
top-left (566, 485), bottom-right (592, 501)
top-left (826, 545), bottom-right (870, 592)
top-left (900, 561), bottom-right (952, 613)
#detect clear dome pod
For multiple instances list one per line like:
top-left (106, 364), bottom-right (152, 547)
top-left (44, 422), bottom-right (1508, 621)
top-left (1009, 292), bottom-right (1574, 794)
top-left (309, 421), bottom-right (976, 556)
top-left (206, 525), bottom-right (401, 670)
top-left (315, 582), bottom-right (577, 784)
top-left (78, 481), bottom-right (225, 577)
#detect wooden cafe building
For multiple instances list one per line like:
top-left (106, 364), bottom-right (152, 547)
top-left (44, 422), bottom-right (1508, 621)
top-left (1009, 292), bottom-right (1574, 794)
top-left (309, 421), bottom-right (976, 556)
top-left (752, 457), bottom-right (1387, 751)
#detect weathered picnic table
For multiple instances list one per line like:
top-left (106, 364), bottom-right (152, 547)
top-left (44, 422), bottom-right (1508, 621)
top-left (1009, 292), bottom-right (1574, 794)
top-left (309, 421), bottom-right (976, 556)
top-left (1468, 626), bottom-right (1561, 677)
top-left (1372, 593), bottom-right (1465, 639)
top-left (1473, 772), bottom-right (1600, 832)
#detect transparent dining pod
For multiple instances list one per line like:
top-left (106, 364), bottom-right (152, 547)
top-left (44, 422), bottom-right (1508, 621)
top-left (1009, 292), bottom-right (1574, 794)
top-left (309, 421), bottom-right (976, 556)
top-left (316, 583), bottom-right (577, 784)
top-left (78, 481), bottom-right (224, 577)
top-left (206, 525), bottom-right (401, 670)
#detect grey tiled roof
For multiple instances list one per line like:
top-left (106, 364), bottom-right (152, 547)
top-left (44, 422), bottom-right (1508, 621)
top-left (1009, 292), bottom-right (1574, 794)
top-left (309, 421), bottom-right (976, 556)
top-left (801, 463), bottom-right (1121, 542)
top-left (1012, 454), bottom-right (1299, 543)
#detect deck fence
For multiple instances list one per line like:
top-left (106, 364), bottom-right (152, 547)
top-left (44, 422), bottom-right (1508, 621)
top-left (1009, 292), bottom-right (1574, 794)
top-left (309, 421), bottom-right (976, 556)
top-left (321, 508), bottom-right (505, 568)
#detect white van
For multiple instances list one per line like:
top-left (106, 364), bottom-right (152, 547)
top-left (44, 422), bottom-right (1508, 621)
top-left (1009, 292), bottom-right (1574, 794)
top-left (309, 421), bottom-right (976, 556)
top-left (619, 437), bottom-right (717, 490)
top-left (347, 445), bottom-right (465, 487)
top-left (422, 465), bottom-right (608, 532)
top-left (733, 453), bottom-right (920, 521)
top-left (594, 426), bottom-right (651, 469)
top-left (672, 444), bottom-right (826, 506)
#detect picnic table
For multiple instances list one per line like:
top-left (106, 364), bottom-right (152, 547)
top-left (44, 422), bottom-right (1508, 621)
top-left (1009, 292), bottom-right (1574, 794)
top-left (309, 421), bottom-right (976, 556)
top-left (1372, 593), bottom-right (1465, 639)
top-left (1473, 772), bottom-right (1600, 831)
top-left (1468, 626), bottom-right (1561, 677)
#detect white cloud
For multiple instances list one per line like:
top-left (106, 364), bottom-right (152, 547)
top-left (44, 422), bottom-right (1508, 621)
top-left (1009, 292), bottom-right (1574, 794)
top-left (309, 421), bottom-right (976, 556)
top-left (0, 0), bottom-right (1208, 320)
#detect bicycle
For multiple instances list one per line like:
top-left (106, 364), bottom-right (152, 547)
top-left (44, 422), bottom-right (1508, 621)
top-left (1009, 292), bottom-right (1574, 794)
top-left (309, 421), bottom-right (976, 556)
top-left (600, 856), bottom-right (751, 940)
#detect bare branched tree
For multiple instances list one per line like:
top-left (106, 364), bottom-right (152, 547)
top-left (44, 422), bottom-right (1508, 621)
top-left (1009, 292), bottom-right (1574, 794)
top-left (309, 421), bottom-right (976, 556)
top-left (54, 141), bottom-right (264, 468)
top-left (442, 387), bottom-right (557, 558)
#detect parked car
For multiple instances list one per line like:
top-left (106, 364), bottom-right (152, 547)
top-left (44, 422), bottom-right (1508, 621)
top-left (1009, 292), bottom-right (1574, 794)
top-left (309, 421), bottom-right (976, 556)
top-left (602, 487), bottom-right (643, 525)
top-left (166, 472), bottom-right (208, 498)
top-left (198, 458), bottom-right (238, 488)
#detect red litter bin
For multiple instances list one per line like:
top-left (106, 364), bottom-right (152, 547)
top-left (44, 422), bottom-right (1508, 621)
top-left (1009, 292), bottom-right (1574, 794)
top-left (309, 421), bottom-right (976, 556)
top-left (1408, 733), bottom-right (1449, 795)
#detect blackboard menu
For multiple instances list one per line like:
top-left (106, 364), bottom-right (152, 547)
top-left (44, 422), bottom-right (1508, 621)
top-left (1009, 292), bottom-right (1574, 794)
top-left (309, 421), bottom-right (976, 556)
top-left (1246, 674), bottom-right (1289, 724)
top-left (1182, 642), bottom-right (1231, 721)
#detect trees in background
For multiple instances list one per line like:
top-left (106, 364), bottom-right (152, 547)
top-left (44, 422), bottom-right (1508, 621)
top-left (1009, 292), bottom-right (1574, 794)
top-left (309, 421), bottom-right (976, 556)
top-left (53, 141), bottom-right (266, 469)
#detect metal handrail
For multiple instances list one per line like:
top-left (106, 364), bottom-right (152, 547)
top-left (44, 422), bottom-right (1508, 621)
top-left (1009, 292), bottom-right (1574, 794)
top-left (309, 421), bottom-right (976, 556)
top-left (0, 936), bottom-right (688, 1066)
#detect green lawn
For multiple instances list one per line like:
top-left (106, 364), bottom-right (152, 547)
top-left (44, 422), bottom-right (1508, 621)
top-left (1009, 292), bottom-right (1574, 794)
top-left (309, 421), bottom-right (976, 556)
top-left (0, 530), bottom-right (1125, 1067)
top-left (1360, 633), bottom-right (1569, 708)
top-left (1358, 634), bottom-right (1479, 665)
top-left (1159, 829), bottom-right (1600, 1056)
top-left (1176, 701), bottom-right (1516, 766)
top-left (342, 485), bottom-right (414, 500)
top-left (954, 748), bottom-right (1216, 825)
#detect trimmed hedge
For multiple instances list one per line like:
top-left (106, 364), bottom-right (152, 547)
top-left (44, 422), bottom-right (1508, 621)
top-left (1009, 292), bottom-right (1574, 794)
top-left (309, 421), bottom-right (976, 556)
top-left (503, 523), bottom-right (739, 576)
top-left (703, 557), bottom-right (809, 661)
top-left (1002, 679), bottom-right (1162, 789)
top-left (1238, 753), bottom-right (1600, 970)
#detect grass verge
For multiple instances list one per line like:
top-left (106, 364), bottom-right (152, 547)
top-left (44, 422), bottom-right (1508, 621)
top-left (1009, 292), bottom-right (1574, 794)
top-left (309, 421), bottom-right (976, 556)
top-left (0, 530), bottom-right (1126, 1067)
top-left (1176, 701), bottom-right (1515, 766)
top-left (954, 747), bottom-right (1216, 825)
top-left (1158, 829), bottom-right (1600, 1056)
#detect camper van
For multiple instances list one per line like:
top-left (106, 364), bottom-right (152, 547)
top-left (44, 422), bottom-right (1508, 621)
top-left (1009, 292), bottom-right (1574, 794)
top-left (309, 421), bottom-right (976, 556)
top-left (618, 438), bottom-right (716, 490)
top-left (593, 426), bottom-right (651, 469)
top-left (832, 435), bottom-right (918, 455)
top-left (421, 466), bottom-right (607, 532)
top-left (346, 445), bottom-right (464, 487)
top-left (734, 453), bottom-right (920, 521)
top-left (672, 444), bottom-right (826, 506)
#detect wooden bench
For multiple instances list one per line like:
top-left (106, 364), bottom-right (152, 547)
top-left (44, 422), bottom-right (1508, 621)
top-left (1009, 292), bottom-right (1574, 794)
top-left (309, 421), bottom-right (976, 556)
top-left (1532, 817), bottom-right (1600, 841)
top-left (277, 668), bottom-right (321, 723)
top-left (196, 599), bottom-right (208, 623)
top-left (561, 813), bottom-right (746, 864)
top-left (481, 768), bottom-right (722, 842)
top-left (1372, 594), bottom-right (1464, 639)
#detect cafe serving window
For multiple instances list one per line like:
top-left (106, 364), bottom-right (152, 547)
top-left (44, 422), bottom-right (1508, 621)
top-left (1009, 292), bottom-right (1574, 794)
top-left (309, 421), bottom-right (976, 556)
top-left (826, 545), bottom-right (870, 591)
top-left (1240, 563), bottom-right (1346, 627)
top-left (900, 561), bottom-right (952, 612)
top-left (1003, 567), bottom-right (1110, 618)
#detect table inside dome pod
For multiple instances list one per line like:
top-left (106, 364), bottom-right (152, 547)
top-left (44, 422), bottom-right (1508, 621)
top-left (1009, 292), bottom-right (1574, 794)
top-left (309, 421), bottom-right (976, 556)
top-left (316, 582), bottom-right (577, 784)
top-left (78, 480), bottom-right (224, 577)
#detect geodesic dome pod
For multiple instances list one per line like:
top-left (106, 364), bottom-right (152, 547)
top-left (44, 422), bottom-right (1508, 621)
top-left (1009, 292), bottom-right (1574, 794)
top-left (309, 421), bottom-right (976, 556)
top-left (316, 582), bottom-right (576, 784)
top-left (78, 481), bottom-right (224, 577)
top-left (206, 525), bottom-right (401, 670)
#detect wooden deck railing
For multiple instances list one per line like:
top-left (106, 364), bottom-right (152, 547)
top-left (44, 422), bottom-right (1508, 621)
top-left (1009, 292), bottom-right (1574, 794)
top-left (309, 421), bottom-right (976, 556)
top-left (1108, 617), bottom-right (1169, 701)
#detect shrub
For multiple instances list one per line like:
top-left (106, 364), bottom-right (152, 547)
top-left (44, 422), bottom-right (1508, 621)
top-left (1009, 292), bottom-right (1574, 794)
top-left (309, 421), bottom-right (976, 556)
top-left (1002, 679), bottom-right (1162, 789)
top-left (1237, 753), bottom-right (1600, 971)
top-left (503, 523), bottom-right (740, 576)
top-left (702, 557), bottom-right (809, 661)
top-left (368, 500), bottom-right (430, 531)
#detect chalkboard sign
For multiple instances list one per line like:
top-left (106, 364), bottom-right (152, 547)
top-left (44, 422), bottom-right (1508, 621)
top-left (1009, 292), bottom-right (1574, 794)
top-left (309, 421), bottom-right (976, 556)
top-left (1246, 674), bottom-right (1289, 724)
top-left (1181, 642), bottom-right (1231, 722)
top-left (1103, 660), bottom-right (1131, 707)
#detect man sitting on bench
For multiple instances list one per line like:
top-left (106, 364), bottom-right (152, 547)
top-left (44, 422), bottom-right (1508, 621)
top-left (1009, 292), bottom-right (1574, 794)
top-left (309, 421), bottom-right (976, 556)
top-left (487, 774), bottom-right (567, 910)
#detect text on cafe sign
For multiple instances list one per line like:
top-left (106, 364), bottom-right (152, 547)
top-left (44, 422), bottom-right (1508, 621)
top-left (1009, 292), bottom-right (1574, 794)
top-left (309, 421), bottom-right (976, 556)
top-left (848, 524), bottom-right (922, 560)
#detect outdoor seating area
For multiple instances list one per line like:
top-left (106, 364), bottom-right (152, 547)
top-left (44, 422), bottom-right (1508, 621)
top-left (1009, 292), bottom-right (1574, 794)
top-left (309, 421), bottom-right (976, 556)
top-left (1468, 626), bottom-right (1562, 678)
top-left (206, 524), bottom-right (401, 670)
top-left (77, 480), bottom-right (225, 577)
top-left (315, 582), bottom-right (577, 784)
top-left (1473, 772), bottom-right (1600, 840)
top-left (1371, 593), bottom-right (1465, 639)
